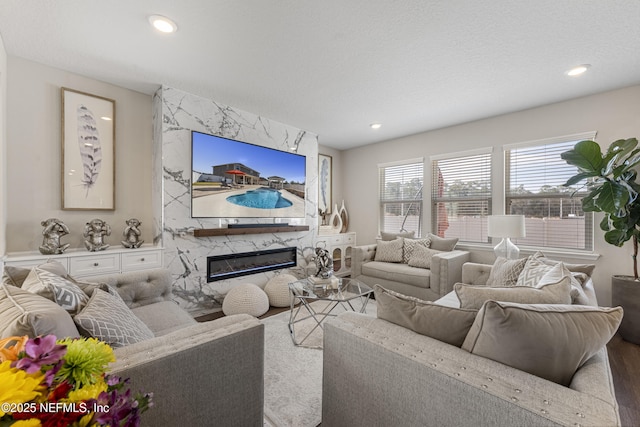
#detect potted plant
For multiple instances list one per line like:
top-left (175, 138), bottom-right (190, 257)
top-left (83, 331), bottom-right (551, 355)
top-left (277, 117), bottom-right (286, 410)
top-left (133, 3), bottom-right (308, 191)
top-left (561, 137), bottom-right (640, 344)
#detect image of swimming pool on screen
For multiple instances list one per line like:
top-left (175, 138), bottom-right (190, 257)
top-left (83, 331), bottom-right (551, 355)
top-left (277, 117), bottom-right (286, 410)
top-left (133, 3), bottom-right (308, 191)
top-left (190, 131), bottom-right (306, 218)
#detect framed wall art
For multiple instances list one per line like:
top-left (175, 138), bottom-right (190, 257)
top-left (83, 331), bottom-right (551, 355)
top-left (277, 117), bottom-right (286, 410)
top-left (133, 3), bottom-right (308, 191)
top-left (318, 153), bottom-right (332, 215)
top-left (61, 88), bottom-right (115, 210)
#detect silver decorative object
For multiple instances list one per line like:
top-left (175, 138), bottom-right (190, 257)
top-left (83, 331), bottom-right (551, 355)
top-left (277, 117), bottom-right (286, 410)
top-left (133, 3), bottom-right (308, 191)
top-left (83, 218), bottom-right (111, 252)
top-left (39, 218), bottom-right (71, 255)
top-left (313, 245), bottom-right (334, 279)
top-left (121, 218), bottom-right (144, 249)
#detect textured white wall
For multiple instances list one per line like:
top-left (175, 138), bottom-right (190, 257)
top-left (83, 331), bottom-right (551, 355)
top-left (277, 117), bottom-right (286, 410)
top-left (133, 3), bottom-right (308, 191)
top-left (5, 58), bottom-right (153, 253)
top-left (342, 85), bottom-right (640, 305)
top-left (0, 36), bottom-right (6, 257)
top-left (156, 87), bottom-right (319, 316)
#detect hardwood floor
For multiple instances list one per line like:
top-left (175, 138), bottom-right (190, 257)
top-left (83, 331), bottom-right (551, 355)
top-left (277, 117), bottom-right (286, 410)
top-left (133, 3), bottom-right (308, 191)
top-left (199, 309), bottom-right (640, 426)
top-left (607, 334), bottom-right (640, 426)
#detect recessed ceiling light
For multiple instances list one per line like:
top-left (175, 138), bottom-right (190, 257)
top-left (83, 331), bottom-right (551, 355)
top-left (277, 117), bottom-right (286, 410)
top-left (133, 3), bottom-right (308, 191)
top-left (566, 64), bottom-right (591, 77)
top-left (370, 123), bottom-right (382, 130)
top-left (149, 15), bottom-right (177, 33)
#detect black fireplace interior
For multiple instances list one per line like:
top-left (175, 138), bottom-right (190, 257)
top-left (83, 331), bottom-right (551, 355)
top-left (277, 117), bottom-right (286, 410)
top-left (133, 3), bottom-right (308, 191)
top-left (207, 247), bottom-right (297, 282)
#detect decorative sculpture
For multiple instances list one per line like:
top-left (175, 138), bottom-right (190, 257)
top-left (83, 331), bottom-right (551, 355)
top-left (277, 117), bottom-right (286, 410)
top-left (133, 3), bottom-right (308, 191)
top-left (39, 218), bottom-right (71, 255)
top-left (313, 246), bottom-right (334, 279)
top-left (121, 218), bottom-right (144, 249)
top-left (83, 218), bottom-right (111, 252)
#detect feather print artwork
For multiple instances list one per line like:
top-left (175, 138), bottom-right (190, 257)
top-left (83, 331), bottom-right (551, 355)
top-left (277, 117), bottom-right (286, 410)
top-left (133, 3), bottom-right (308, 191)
top-left (77, 104), bottom-right (102, 196)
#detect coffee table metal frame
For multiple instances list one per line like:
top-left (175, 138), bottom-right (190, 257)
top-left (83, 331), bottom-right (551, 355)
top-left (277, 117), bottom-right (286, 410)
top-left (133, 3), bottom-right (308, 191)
top-left (288, 277), bottom-right (373, 347)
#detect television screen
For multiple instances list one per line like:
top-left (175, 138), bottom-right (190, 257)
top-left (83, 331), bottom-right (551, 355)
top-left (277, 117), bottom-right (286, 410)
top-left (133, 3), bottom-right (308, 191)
top-left (191, 131), bottom-right (306, 218)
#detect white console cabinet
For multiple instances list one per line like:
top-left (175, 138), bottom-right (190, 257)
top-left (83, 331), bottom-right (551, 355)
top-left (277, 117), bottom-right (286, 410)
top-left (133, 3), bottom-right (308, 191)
top-left (2, 246), bottom-right (163, 277)
top-left (314, 232), bottom-right (356, 276)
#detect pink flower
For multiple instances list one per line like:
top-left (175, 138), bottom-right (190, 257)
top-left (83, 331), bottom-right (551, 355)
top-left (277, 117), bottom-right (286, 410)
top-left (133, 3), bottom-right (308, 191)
top-left (13, 335), bottom-right (67, 373)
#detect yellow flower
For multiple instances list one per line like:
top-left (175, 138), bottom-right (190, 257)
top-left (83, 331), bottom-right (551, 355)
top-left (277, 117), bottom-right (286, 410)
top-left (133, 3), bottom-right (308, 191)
top-left (67, 378), bottom-right (108, 402)
top-left (0, 335), bottom-right (28, 362)
top-left (70, 413), bottom-right (96, 427)
top-left (0, 361), bottom-right (44, 417)
top-left (10, 420), bottom-right (41, 427)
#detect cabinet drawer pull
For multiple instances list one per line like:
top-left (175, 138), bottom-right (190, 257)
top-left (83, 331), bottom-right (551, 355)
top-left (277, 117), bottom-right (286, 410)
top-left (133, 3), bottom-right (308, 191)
top-left (140, 258), bottom-right (145, 262)
top-left (93, 262), bottom-right (99, 267)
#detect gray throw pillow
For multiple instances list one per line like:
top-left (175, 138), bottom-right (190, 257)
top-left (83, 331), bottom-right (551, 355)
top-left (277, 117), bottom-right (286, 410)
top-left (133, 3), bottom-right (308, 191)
top-left (461, 301), bottom-right (623, 386)
top-left (22, 265), bottom-right (89, 315)
top-left (0, 283), bottom-right (80, 339)
top-left (374, 238), bottom-right (404, 263)
top-left (486, 257), bottom-right (528, 287)
top-left (380, 231), bottom-right (415, 241)
top-left (455, 262), bottom-right (572, 310)
top-left (427, 233), bottom-right (458, 251)
top-left (2, 266), bottom-right (32, 287)
top-left (374, 285), bottom-right (478, 347)
top-left (402, 238), bottom-right (431, 263)
top-left (73, 289), bottom-right (154, 348)
top-left (408, 245), bottom-right (443, 269)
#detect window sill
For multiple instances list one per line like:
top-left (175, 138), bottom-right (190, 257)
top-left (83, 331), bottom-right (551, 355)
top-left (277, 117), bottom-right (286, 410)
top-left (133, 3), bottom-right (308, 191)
top-left (456, 243), bottom-right (601, 262)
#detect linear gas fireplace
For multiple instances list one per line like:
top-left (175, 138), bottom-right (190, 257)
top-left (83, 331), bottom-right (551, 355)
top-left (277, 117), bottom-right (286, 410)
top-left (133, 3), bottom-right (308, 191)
top-left (207, 247), bottom-right (297, 282)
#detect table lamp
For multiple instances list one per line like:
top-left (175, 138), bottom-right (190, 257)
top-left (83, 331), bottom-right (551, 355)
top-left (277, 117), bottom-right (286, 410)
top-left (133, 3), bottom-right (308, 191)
top-left (487, 215), bottom-right (526, 260)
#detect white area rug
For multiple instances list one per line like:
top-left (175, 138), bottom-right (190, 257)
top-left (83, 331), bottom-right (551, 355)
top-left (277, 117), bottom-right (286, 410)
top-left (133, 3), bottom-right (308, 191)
top-left (263, 299), bottom-right (376, 427)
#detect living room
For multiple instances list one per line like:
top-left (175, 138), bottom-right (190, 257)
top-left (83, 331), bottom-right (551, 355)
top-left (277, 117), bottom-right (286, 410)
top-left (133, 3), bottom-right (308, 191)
top-left (1, 2), bottom-right (640, 426)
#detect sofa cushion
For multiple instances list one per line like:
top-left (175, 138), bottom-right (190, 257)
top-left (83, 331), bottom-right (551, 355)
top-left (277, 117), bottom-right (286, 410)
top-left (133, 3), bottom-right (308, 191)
top-left (461, 300), bottom-right (623, 386)
top-left (0, 282), bottom-right (80, 339)
top-left (486, 257), bottom-right (527, 287)
top-left (380, 230), bottom-right (415, 241)
top-left (407, 245), bottom-right (443, 269)
top-left (427, 233), bottom-right (458, 251)
top-left (402, 238), bottom-right (431, 263)
top-left (22, 265), bottom-right (89, 315)
top-left (73, 288), bottom-right (154, 348)
top-left (132, 301), bottom-right (197, 336)
top-left (455, 262), bottom-right (572, 310)
top-left (374, 285), bottom-right (477, 347)
top-left (516, 255), bottom-right (590, 305)
top-left (374, 238), bottom-right (403, 263)
top-left (362, 261), bottom-right (431, 289)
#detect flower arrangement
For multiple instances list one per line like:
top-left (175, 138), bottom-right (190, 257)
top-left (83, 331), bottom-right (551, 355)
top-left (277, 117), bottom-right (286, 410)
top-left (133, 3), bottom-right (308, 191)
top-left (0, 335), bottom-right (152, 427)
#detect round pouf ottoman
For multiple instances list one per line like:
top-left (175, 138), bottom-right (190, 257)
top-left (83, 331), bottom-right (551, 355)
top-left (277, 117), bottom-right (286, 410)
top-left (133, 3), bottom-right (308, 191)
top-left (222, 283), bottom-right (269, 317)
top-left (264, 273), bottom-right (298, 307)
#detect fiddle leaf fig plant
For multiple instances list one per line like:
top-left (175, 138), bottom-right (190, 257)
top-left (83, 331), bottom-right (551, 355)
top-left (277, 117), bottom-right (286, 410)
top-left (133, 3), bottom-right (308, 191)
top-left (561, 137), bottom-right (640, 279)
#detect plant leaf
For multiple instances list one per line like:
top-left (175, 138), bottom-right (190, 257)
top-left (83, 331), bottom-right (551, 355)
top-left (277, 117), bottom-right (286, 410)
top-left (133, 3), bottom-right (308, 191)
top-left (560, 140), bottom-right (603, 173)
top-left (77, 104), bottom-right (102, 193)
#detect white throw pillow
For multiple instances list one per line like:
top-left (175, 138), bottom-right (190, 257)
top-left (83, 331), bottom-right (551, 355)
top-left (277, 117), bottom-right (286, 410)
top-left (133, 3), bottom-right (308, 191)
top-left (22, 265), bottom-right (89, 315)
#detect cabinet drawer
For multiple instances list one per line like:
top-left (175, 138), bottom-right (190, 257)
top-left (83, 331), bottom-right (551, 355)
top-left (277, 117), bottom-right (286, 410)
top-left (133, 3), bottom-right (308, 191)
top-left (69, 254), bottom-right (120, 276)
top-left (121, 250), bottom-right (162, 271)
top-left (4, 257), bottom-right (69, 270)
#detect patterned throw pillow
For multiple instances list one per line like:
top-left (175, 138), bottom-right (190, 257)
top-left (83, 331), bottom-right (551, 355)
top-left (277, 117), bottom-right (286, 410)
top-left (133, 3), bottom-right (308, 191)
top-left (22, 267), bottom-right (89, 315)
top-left (74, 289), bottom-right (154, 348)
top-left (486, 257), bottom-right (528, 287)
top-left (408, 245), bottom-right (443, 269)
top-left (374, 238), bottom-right (404, 263)
top-left (402, 238), bottom-right (431, 263)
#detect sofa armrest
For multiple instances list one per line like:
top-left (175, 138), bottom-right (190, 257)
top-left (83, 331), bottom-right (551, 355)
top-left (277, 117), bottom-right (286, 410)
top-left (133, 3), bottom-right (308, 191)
top-left (461, 262), bottom-right (493, 285)
top-left (430, 250), bottom-right (470, 296)
top-left (110, 314), bottom-right (264, 427)
top-left (351, 244), bottom-right (377, 278)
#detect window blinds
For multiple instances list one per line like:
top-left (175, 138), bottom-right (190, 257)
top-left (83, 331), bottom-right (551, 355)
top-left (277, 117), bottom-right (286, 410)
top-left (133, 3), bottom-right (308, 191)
top-left (379, 160), bottom-right (423, 236)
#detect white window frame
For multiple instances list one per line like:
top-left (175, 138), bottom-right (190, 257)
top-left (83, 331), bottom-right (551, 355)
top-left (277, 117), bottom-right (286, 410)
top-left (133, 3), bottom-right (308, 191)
top-left (378, 158), bottom-right (424, 237)
top-left (503, 131), bottom-right (597, 252)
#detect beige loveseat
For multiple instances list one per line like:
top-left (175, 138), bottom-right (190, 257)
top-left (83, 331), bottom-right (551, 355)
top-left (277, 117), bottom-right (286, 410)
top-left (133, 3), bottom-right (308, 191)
top-left (351, 233), bottom-right (470, 300)
top-left (0, 265), bottom-right (264, 427)
top-left (323, 259), bottom-right (622, 427)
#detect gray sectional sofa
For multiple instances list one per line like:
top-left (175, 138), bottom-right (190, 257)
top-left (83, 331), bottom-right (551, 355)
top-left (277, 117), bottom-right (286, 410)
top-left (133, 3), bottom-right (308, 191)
top-left (0, 266), bottom-right (264, 427)
top-left (351, 233), bottom-right (470, 300)
top-left (323, 260), bottom-right (621, 427)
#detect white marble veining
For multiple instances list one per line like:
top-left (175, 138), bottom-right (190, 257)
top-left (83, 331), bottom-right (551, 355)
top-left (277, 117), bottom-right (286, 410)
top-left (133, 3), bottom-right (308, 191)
top-left (154, 87), bottom-right (318, 315)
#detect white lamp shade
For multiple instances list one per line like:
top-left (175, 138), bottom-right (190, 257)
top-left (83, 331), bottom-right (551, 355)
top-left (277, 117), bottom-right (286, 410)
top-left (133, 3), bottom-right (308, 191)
top-left (487, 215), bottom-right (526, 238)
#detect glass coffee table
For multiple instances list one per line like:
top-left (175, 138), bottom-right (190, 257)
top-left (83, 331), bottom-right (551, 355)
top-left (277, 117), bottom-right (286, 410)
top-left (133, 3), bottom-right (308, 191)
top-left (288, 277), bottom-right (373, 347)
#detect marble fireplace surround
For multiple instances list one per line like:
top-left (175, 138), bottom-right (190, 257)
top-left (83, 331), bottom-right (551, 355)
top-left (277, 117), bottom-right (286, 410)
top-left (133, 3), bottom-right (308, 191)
top-left (153, 86), bottom-right (319, 317)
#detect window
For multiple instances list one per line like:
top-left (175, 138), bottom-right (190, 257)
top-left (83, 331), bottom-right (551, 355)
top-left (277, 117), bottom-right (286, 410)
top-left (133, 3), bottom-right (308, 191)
top-left (431, 149), bottom-right (492, 243)
top-left (504, 132), bottom-right (595, 251)
top-left (379, 159), bottom-right (423, 236)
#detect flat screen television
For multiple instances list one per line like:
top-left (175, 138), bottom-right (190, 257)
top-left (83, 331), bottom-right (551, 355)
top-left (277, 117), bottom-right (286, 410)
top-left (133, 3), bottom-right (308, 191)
top-left (191, 131), bottom-right (306, 218)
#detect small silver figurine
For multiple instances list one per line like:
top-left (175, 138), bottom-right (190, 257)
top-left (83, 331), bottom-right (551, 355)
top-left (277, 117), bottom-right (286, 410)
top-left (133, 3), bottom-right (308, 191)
top-left (121, 218), bottom-right (144, 249)
top-left (313, 246), bottom-right (334, 279)
top-left (39, 218), bottom-right (71, 255)
top-left (84, 218), bottom-right (111, 252)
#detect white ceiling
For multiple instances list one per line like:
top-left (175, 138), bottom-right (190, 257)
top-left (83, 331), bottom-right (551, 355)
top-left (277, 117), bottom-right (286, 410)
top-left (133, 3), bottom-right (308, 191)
top-left (1, 1), bottom-right (639, 150)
